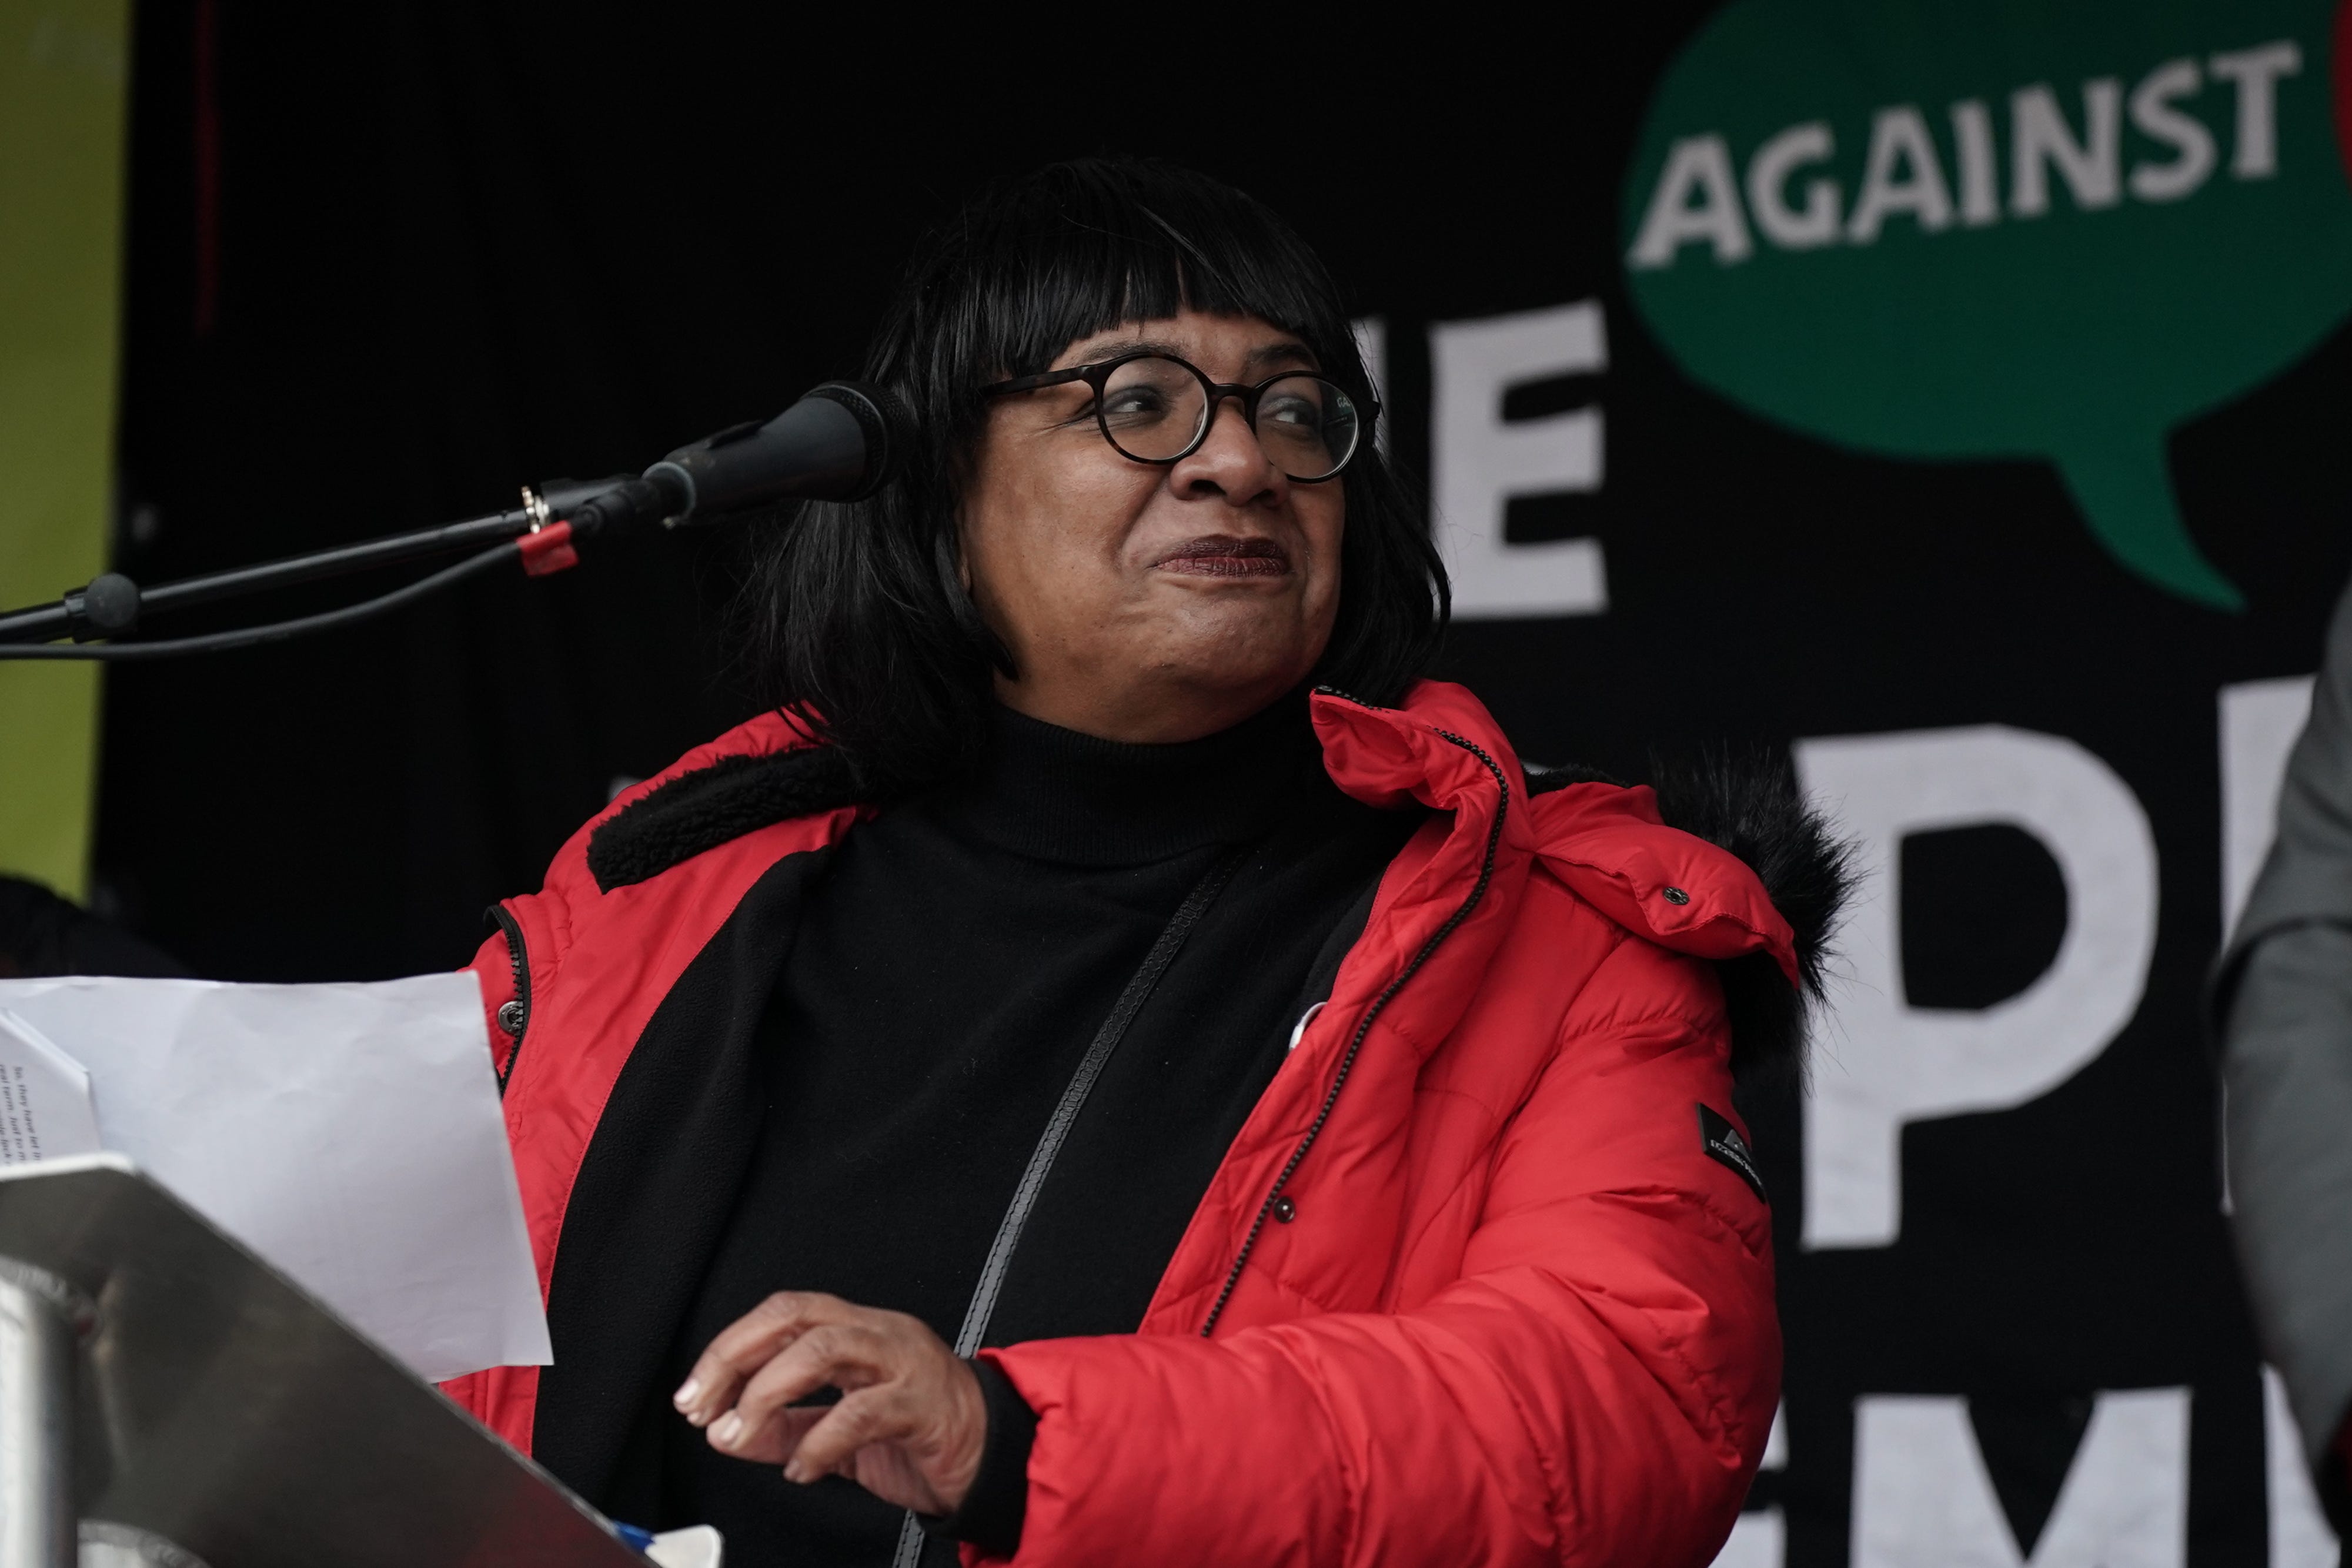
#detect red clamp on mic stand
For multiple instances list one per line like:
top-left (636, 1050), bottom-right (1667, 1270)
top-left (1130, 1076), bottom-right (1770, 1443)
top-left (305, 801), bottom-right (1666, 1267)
top-left (516, 486), bottom-right (581, 579)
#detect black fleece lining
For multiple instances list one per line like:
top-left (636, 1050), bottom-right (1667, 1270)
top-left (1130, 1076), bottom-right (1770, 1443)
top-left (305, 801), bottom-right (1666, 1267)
top-left (589, 747), bottom-right (861, 892)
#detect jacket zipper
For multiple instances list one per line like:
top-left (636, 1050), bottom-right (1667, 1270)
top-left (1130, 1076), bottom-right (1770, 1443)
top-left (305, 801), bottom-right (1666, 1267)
top-left (487, 903), bottom-right (530, 1094)
top-left (1199, 694), bottom-right (1512, 1336)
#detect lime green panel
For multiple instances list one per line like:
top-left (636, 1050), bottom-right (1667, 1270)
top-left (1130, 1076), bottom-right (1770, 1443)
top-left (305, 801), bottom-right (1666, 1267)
top-left (0, 0), bottom-right (131, 900)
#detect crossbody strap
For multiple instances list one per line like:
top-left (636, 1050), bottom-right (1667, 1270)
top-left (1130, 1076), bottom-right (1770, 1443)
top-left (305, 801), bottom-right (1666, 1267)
top-left (893, 840), bottom-right (1253, 1568)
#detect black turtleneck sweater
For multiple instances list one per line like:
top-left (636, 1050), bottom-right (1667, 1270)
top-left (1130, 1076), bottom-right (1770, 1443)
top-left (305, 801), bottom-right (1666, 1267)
top-left (656, 697), bottom-right (1424, 1566)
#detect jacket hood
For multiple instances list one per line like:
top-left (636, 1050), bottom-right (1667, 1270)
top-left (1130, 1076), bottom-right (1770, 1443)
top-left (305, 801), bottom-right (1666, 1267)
top-left (1529, 753), bottom-right (1854, 1081)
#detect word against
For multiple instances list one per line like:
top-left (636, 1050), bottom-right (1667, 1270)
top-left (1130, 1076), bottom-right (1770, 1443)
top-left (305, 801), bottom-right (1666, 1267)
top-left (1631, 41), bottom-right (2301, 268)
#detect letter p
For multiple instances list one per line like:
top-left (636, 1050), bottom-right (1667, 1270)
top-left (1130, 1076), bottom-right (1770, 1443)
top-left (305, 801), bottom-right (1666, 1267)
top-left (1794, 727), bottom-right (2159, 1249)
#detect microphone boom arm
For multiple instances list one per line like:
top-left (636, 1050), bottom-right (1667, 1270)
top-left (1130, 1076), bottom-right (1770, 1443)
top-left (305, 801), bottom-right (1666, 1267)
top-left (0, 375), bottom-right (910, 659)
top-left (0, 477), bottom-right (627, 651)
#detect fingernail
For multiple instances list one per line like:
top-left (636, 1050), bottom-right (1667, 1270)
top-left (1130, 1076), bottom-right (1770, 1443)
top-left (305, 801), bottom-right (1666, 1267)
top-left (783, 1459), bottom-right (808, 1483)
top-left (711, 1413), bottom-right (743, 1448)
top-left (672, 1378), bottom-right (701, 1409)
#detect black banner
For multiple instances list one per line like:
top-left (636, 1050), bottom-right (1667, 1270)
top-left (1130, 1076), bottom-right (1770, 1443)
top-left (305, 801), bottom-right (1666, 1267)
top-left (102, 5), bottom-right (2352, 1562)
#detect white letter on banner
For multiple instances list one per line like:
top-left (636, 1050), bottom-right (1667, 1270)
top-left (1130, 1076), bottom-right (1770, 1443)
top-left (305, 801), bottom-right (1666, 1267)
top-left (1746, 122), bottom-right (1841, 249)
top-left (1951, 99), bottom-right (2001, 226)
top-left (2220, 675), bottom-right (2314, 939)
top-left (2266, 1366), bottom-right (2337, 1568)
top-left (1853, 1390), bottom-right (2188, 1568)
top-left (1711, 1509), bottom-right (1783, 1568)
top-left (2128, 60), bottom-right (2218, 204)
top-left (1794, 727), bottom-right (2158, 1248)
top-left (1709, 1404), bottom-right (1789, 1568)
top-left (1350, 316), bottom-right (1388, 454)
top-left (1846, 106), bottom-right (1955, 243)
top-left (2210, 42), bottom-right (2302, 178)
top-left (2011, 81), bottom-right (2124, 216)
top-left (1430, 302), bottom-right (1608, 619)
top-left (1628, 135), bottom-right (1754, 268)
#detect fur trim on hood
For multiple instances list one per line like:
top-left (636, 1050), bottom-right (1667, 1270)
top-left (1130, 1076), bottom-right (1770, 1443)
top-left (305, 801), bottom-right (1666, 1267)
top-left (1531, 751), bottom-right (1855, 1083)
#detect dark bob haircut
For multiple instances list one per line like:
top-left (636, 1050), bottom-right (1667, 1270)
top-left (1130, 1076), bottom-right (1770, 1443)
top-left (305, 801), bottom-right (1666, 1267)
top-left (739, 156), bottom-right (1450, 795)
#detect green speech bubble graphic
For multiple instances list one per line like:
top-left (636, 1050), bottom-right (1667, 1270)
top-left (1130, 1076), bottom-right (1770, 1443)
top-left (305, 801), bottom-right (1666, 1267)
top-left (1622, 0), bottom-right (2352, 610)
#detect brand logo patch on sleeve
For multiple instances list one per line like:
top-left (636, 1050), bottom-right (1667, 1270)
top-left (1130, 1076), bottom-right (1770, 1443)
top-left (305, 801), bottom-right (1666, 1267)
top-left (1698, 1104), bottom-right (1767, 1203)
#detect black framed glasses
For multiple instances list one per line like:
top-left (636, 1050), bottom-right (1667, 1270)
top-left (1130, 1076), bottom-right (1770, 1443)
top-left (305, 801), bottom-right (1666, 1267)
top-left (982, 350), bottom-right (1375, 483)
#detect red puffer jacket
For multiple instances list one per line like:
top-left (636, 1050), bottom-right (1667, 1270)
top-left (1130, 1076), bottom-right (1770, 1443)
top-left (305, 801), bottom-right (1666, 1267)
top-left (447, 681), bottom-right (1822, 1567)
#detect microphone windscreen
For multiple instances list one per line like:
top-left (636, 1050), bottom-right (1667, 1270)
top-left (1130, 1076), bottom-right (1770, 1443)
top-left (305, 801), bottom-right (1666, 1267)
top-left (652, 382), bottom-right (910, 521)
top-left (802, 382), bottom-right (913, 501)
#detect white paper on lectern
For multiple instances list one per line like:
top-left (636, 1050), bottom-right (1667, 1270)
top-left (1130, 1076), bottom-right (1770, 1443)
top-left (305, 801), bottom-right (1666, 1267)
top-left (0, 973), bottom-right (550, 1383)
top-left (0, 1009), bottom-right (103, 1165)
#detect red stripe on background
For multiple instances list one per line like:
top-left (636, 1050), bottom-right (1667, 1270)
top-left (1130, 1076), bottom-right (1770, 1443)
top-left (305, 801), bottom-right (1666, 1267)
top-left (2336, 0), bottom-right (2352, 189)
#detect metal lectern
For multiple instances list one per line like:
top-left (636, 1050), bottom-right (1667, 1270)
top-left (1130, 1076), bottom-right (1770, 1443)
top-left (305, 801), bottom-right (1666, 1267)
top-left (0, 1154), bottom-right (690, 1568)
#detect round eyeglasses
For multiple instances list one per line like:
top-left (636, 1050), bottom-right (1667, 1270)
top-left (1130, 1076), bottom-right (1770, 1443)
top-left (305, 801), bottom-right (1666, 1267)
top-left (982, 350), bottom-right (1373, 483)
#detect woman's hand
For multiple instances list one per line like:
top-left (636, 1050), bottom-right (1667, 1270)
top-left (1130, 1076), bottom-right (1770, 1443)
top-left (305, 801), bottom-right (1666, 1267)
top-left (671, 1292), bottom-right (987, 1516)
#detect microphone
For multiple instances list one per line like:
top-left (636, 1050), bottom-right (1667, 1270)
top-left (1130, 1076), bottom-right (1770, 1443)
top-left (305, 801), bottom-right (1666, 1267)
top-left (568, 382), bottom-right (911, 539)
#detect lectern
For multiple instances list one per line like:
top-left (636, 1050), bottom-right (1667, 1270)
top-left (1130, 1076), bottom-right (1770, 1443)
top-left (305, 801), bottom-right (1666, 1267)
top-left (0, 1155), bottom-right (704, 1568)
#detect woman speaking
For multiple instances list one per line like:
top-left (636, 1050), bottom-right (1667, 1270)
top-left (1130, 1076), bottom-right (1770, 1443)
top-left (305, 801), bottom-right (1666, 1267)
top-left (446, 158), bottom-right (1844, 1567)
